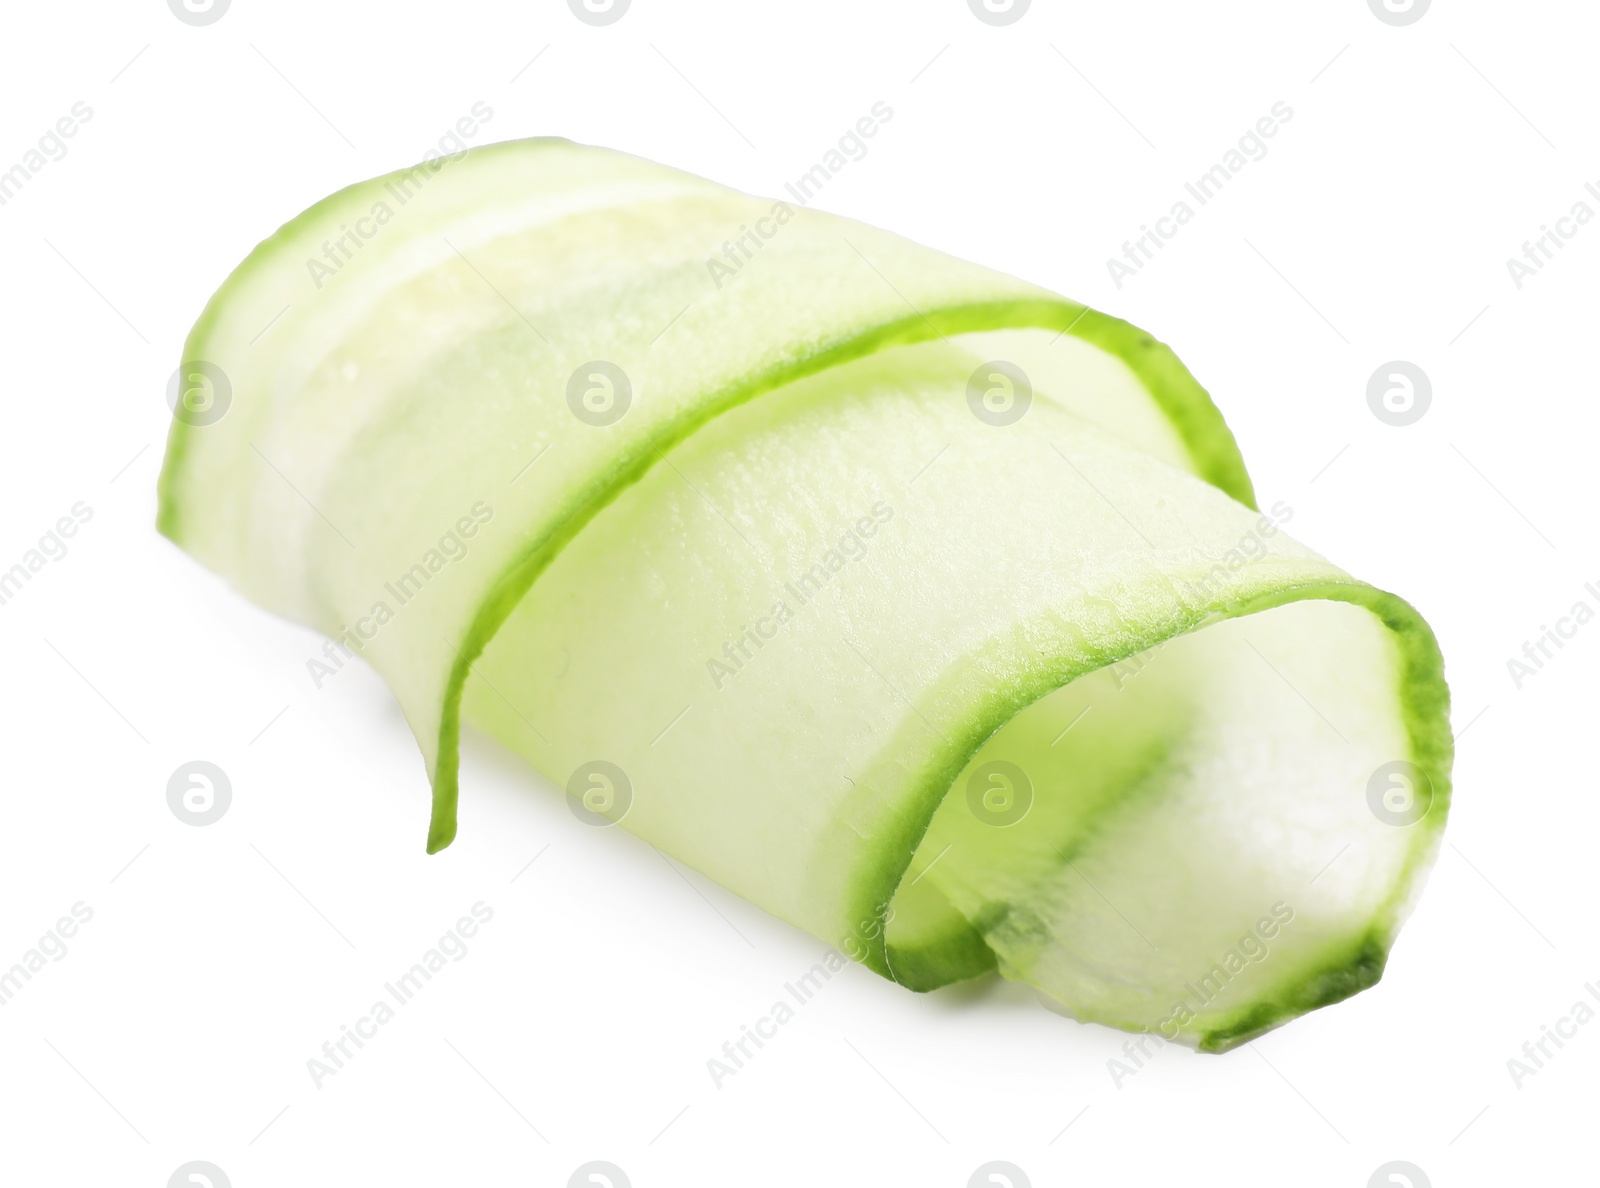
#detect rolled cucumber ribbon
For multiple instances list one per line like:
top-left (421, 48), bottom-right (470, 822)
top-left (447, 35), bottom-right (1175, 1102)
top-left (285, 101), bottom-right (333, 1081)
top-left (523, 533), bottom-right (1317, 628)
top-left (160, 139), bottom-right (1450, 1049)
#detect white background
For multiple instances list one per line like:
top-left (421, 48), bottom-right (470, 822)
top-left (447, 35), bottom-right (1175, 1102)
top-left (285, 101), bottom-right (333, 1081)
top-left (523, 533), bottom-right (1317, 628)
top-left (1, 1), bottom-right (1594, 1185)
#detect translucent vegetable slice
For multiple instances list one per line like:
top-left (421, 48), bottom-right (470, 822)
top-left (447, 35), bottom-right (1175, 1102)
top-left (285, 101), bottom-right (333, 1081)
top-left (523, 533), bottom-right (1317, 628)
top-left (159, 139), bottom-right (1449, 1048)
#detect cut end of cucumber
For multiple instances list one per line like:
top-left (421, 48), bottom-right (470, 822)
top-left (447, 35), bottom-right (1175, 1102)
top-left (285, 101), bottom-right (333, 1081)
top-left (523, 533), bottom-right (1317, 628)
top-left (884, 595), bottom-right (1448, 1051)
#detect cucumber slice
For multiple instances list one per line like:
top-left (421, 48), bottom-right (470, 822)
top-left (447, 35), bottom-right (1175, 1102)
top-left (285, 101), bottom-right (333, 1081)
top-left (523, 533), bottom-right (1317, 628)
top-left (159, 138), bottom-right (1450, 1047)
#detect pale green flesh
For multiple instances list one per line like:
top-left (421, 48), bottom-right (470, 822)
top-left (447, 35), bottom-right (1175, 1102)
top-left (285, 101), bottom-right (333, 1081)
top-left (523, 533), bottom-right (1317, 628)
top-left (158, 138), bottom-right (1451, 1049)
top-left (892, 599), bottom-right (1415, 1049)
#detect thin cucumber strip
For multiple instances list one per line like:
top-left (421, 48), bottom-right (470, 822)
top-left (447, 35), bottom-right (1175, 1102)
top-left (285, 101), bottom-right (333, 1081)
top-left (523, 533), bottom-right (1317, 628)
top-left (159, 138), bottom-right (1449, 1046)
